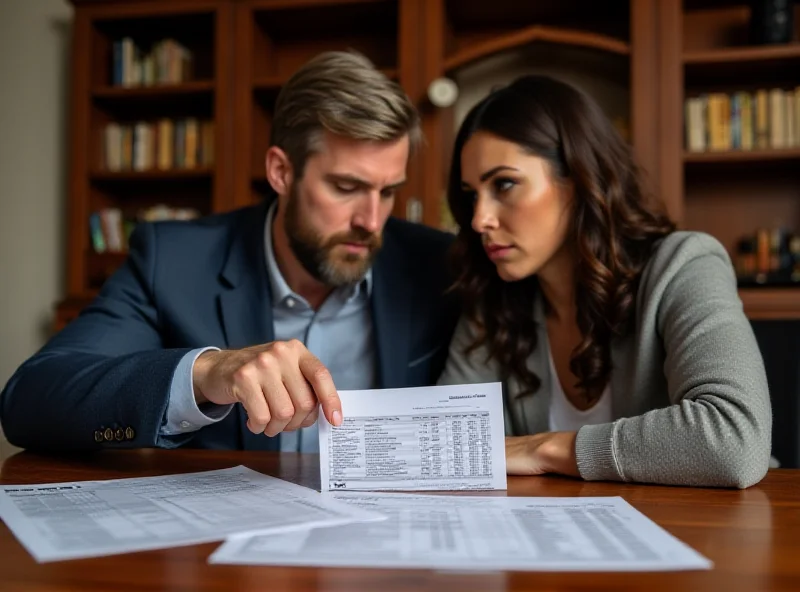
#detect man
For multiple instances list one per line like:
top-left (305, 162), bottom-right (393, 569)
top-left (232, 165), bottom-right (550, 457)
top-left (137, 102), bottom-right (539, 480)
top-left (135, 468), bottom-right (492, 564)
top-left (0, 51), bottom-right (459, 452)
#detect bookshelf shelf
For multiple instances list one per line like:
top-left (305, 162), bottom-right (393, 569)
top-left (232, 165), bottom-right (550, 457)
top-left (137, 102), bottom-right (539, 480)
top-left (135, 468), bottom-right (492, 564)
top-left (684, 43), bottom-right (800, 64)
top-left (684, 148), bottom-right (800, 163)
top-left (92, 80), bottom-right (214, 99)
top-left (739, 288), bottom-right (800, 320)
top-left (90, 167), bottom-right (214, 182)
top-left (684, 44), bottom-right (800, 88)
top-left (444, 26), bottom-right (630, 73)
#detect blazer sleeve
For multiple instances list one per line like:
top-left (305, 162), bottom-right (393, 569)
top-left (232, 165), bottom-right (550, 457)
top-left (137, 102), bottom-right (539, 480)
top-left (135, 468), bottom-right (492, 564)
top-left (0, 223), bottom-right (195, 451)
top-left (576, 234), bottom-right (772, 488)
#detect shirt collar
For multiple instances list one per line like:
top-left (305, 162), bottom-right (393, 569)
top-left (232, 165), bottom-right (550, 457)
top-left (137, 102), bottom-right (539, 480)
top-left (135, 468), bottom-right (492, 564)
top-left (263, 201), bottom-right (372, 306)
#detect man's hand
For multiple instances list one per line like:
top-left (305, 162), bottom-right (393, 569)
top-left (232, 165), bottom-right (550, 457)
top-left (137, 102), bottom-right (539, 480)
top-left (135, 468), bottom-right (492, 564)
top-left (192, 340), bottom-right (342, 436)
top-left (505, 432), bottom-right (580, 477)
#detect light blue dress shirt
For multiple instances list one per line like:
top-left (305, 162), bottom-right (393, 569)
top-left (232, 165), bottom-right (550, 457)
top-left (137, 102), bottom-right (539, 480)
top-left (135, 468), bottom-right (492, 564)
top-left (158, 202), bottom-right (378, 452)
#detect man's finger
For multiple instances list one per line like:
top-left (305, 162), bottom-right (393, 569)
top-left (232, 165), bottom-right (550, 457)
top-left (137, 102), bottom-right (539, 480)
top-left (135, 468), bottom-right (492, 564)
top-left (262, 381), bottom-right (295, 437)
top-left (298, 406), bottom-right (319, 429)
top-left (232, 370), bottom-right (271, 434)
top-left (282, 367), bottom-right (318, 432)
top-left (298, 354), bottom-right (342, 426)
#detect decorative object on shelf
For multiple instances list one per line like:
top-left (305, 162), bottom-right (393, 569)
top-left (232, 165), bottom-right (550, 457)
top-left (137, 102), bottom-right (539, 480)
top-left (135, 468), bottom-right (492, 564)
top-left (427, 77), bottom-right (459, 108)
top-left (735, 227), bottom-right (800, 286)
top-left (749, 0), bottom-right (794, 45)
top-left (791, 235), bottom-right (800, 282)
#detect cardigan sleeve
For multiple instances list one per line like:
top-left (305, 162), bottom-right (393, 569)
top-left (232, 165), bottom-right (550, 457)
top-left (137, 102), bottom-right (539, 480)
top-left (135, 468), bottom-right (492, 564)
top-left (576, 234), bottom-right (772, 488)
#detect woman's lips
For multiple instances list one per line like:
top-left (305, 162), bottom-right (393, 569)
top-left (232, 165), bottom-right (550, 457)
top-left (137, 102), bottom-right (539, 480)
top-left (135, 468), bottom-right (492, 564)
top-left (484, 244), bottom-right (514, 260)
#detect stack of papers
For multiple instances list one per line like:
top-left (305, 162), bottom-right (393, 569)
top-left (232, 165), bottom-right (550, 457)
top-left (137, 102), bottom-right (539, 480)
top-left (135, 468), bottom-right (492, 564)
top-left (0, 384), bottom-right (712, 571)
top-left (0, 466), bottom-right (382, 563)
top-left (211, 492), bottom-right (713, 572)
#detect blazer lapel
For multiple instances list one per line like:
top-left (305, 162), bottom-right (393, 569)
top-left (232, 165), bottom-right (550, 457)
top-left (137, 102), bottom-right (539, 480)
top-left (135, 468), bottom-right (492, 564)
top-left (370, 230), bottom-right (413, 388)
top-left (217, 201), bottom-right (280, 451)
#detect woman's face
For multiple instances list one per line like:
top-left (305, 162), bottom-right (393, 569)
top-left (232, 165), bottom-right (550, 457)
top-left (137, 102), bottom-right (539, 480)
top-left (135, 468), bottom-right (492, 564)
top-left (460, 131), bottom-right (573, 282)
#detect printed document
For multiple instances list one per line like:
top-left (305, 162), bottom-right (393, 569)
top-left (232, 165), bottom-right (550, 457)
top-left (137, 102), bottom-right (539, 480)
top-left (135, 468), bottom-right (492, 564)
top-left (0, 466), bottom-right (383, 562)
top-left (210, 492), bottom-right (712, 572)
top-left (319, 383), bottom-right (507, 491)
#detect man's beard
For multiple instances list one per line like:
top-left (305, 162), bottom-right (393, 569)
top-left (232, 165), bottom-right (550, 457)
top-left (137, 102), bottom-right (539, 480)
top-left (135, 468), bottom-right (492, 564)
top-left (284, 184), bottom-right (382, 287)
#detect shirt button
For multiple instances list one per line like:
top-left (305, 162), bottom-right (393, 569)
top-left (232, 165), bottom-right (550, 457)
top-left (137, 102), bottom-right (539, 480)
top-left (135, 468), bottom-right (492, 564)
top-left (180, 420), bottom-right (192, 429)
top-left (286, 298), bottom-right (295, 308)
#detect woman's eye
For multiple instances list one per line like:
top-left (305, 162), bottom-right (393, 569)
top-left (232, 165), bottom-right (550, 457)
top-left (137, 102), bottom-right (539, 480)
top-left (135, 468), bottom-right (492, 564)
top-left (493, 178), bottom-right (516, 193)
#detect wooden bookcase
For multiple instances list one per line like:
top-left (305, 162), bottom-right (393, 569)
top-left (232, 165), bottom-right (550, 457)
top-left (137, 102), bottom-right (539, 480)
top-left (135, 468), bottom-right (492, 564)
top-left (659, 0), bottom-right (800, 320)
top-left (57, 0), bottom-right (800, 329)
top-left (60, 0), bottom-right (236, 329)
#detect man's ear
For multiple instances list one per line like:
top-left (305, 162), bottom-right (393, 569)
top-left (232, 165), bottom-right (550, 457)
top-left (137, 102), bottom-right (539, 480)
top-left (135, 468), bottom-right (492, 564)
top-left (265, 146), bottom-right (293, 196)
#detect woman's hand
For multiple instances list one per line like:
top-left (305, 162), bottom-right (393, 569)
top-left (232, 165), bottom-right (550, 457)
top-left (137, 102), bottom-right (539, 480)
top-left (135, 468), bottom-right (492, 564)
top-left (505, 432), bottom-right (581, 477)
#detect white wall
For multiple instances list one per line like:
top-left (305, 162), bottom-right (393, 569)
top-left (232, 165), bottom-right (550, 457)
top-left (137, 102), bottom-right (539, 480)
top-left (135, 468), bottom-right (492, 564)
top-left (0, 0), bottom-right (73, 461)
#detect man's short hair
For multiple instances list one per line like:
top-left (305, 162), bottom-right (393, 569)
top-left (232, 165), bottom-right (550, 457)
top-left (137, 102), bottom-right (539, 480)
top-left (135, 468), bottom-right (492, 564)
top-left (270, 50), bottom-right (422, 178)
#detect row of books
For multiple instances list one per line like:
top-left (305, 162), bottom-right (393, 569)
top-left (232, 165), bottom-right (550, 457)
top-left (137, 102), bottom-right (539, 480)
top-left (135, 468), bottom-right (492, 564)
top-left (102, 119), bottom-right (214, 172)
top-left (111, 37), bottom-right (193, 87)
top-left (684, 88), bottom-right (800, 152)
top-left (735, 228), bottom-right (800, 286)
top-left (90, 206), bottom-right (202, 254)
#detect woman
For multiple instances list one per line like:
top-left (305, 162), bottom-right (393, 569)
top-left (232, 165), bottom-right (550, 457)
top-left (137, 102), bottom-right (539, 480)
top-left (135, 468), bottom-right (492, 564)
top-left (437, 75), bottom-right (771, 488)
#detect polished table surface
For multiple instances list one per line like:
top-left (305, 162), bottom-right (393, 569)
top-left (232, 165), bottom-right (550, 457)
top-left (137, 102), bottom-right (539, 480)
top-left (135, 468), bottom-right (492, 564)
top-left (1, 449), bottom-right (799, 591)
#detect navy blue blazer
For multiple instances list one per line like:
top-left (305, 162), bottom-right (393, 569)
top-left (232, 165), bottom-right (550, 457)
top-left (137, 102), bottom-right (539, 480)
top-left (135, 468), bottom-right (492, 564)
top-left (0, 201), bottom-right (460, 452)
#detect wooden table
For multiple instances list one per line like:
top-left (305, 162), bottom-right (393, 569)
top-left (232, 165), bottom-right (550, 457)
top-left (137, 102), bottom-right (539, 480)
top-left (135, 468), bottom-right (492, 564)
top-left (1, 449), bottom-right (799, 591)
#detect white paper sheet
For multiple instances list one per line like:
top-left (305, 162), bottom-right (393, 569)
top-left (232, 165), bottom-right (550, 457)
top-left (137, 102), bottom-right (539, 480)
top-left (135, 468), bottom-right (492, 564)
top-left (319, 383), bottom-right (507, 491)
top-left (0, 465), bottom-right (384, 562)
top-left (210, 492), bottom-right (712, 572)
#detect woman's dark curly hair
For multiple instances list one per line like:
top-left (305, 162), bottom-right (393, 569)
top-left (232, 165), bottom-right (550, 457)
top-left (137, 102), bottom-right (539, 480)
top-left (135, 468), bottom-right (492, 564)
top-left (447, 75), bottom-right (676, 403)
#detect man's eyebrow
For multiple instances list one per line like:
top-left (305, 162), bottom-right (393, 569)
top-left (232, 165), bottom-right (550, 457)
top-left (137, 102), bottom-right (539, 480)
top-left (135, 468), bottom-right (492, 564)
top-left (383, 178), bottom-right (407, 190)
top-left (325, 173), bottom-right (406, 190)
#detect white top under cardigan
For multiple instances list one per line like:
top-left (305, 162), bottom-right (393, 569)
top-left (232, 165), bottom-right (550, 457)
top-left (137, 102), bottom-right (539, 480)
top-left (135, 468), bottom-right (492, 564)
top-left (547, 348), bottom-right (612, 432)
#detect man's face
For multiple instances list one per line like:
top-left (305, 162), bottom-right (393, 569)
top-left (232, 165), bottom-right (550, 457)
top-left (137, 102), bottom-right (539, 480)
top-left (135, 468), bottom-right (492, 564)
top-left (282, 131), bottom-right (409, 287)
